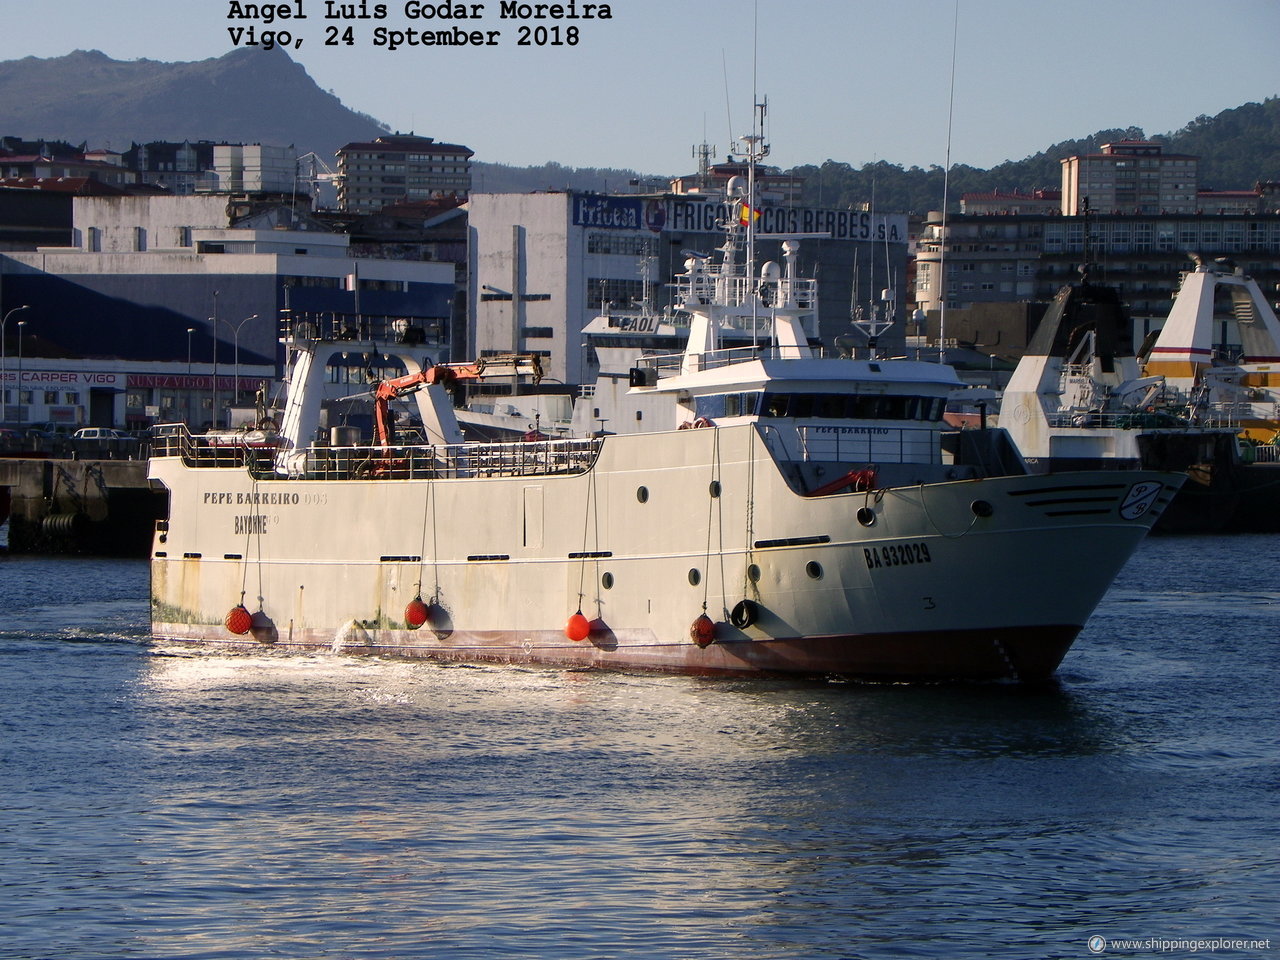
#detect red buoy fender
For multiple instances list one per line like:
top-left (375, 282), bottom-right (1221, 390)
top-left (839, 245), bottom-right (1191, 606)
top-left (225, 604), bottom-right (253, 636)
top-left (565, 612), bottom-right (591, 642)
top-left (690, 613), bottom-right (716, 648)
top-left (405, 597), bottom-right (429, 629)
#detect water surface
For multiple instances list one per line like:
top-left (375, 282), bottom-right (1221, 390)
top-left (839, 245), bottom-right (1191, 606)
top-left (1, 538), bottom-right (1277, 959)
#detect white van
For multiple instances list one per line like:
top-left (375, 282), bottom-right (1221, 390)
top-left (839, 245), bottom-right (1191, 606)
top-left (72, 427), bottom-right (128, 440)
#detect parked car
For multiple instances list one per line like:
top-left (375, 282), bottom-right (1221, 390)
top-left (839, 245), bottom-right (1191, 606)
top-left (31, 422), bottom-right (76, 438)
top-left (72, 427), bottom-right (129, 440)
top-left (0, 426), bottom-right (23, 441)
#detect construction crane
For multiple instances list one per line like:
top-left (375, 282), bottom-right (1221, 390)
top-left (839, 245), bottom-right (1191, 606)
top-left (296, 152), bottom-right (342, 200)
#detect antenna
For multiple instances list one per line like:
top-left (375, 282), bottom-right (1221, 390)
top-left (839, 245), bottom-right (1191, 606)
top-left (938, 0), bottom-right (959, 365)
top-left (851, 247), bottom-right (862, 324)
top-left (737, 96), bottom-right (769, 341)
top-left (1080, 196), bottom-right (1093, 282)
top-left (692, 142), bottom-right (716, 191)
top-left (721, 50), bottom-right (735, 147)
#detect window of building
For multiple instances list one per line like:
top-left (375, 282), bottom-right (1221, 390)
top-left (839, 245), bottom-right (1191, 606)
top-left (521, 327), bottom-right (554, 338)
top-left (44, 390), bottom-right (58, 404)
top-left (288, 275), bottom-right (343, 289)
top-left (65, 392), bottom-right (80, 405)
top-left (587, 233), bottom-right (658, 256)
top-left (588, 277), bottom-right (646, 305)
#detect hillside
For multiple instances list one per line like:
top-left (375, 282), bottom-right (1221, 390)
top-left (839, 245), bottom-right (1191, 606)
top-left (0, 47), bottom-right (1274, 210)
top-left (0, 47), bottom-right (387, 159)
top-left (789, 99), bottom-right (1280, 214)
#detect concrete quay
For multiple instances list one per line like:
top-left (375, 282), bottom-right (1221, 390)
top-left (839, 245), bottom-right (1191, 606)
top-left (0, 456), bottom-right (164, 555)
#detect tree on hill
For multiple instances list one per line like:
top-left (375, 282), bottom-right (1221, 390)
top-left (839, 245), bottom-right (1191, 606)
top-left (1163, 96), bottom-right (1280, 189)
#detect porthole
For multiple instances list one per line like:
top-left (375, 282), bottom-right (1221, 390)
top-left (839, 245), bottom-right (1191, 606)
top-left (970, 499), bottom-right (994, 518)
top-left (601, 572), bottom-right (614, 590)
top-left (747, 563), bottom-right (762, 583)
top-left (806, 561), bottom-right (824, 580)
top-left (856, 507), bottom-right (876, 526)
top-left (688, 568), bottom-right (701, 586)
top-left (709, 480), bottom-right (721, 498)
top-left (636, 486), bottom-right (649, 503)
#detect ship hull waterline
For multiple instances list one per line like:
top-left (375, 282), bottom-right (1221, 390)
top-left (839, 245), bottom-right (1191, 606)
top-left (149, 621), bottom-right (1081, 682)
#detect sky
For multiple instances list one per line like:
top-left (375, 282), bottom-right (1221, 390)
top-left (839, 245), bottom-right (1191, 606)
top-left (0, 0), bottom-right (1277, 175)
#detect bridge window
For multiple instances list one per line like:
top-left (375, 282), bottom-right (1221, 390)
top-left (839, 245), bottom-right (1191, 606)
top-left (757, 392), bottom-right (946, 421)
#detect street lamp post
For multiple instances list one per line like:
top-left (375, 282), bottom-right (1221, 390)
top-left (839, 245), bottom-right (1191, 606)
top-left (1, 304), bottom-right (31, 422)
top-left (187, 326), bottom-right (196, 426)
top-left (211, 290), bottom-right (219, 429)
top-left (221, 314), bottom-right (258, 408)
top-left (16, 319), bottom-right (27, 424)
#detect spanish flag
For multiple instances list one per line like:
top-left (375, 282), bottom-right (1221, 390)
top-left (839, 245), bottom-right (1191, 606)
top-left (738, 201), bottom-right (761, 226)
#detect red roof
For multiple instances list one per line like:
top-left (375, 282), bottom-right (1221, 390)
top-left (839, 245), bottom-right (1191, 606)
top-left (338, 136), bottom-right (472, 156)
top-left (0, 176), bottom-right (125, 195)
top-left (962, 189), bottom-right (1060, 201)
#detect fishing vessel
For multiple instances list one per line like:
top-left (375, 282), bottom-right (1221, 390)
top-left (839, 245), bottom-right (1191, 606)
top-left (148, 120), bottom-right (1183, 681)
top-left (1000, 257), bottom-right (1280, 532)
top-left (1144, 256), bottom-right (1280, 444)
top-left (999, 266), bottom-right (1246, 532)
top-left (1142, 256), bottom-right (1280, 529)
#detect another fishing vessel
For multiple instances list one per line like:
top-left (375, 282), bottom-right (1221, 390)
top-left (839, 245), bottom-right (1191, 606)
top-left (1000, 258), bottom-right (1280, 532)
top-left (1144, 256), bottom-right (1280, 444)
top-left (1143, 257), bottom-right (1280, 529)
top-left (999, 267), bottom-right (1246, 532)
top-left (148, 122), bottom-right (1183, 681)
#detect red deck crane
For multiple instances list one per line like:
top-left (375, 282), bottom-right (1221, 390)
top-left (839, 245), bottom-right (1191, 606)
top-left (372, 354), bottom-right (544, 449)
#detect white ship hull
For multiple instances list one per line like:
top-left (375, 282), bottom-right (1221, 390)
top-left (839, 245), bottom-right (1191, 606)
top-left (150, 423), bottom-right (1176, 681)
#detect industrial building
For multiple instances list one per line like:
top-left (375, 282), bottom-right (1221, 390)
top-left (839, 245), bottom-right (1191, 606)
top-left (0, 194), bottom-right (455, 429)
top-left (467, 189), bottom-right (910, 388)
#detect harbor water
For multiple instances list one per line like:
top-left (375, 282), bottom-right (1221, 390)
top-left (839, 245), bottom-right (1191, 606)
top-left (1, 537), bottom-right (1277, 959)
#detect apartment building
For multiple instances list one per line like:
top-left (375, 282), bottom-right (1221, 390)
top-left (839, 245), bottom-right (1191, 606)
top-left (1060, 140), bottom-right (1199, 216)
top-left (914, 209), bottom-right (1280, 358)
top-left (336, 135), bottom-right (473, 214)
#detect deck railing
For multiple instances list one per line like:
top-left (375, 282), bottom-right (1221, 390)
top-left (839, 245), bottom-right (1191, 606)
top-left (149, 424), bottom-right (602, 481)
top-left (636, 342), bottom-right (824, 378)
top-left (1044, 411), bottom-right (1192, 430)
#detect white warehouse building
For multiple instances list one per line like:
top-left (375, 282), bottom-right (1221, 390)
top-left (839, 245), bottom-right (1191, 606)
top-left (467, 191), bottom-right (909, 388)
